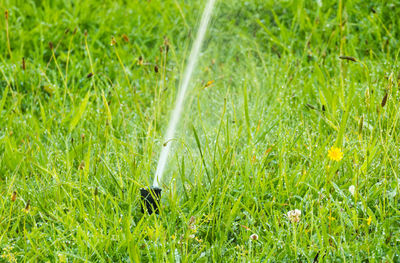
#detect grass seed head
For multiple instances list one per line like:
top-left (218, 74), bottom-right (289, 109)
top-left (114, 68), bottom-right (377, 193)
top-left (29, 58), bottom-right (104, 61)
top-left (22, 57), bottom-right (26, 70)
top-left (110, 36), bottom-right (116, 46)
top-left (381, 92), bottom-right (388, 107)
top-left (122, 34), bottom-right (129, 42)
top-left (11, 191), bottom-right (17, 202)
top-left (339, 55), bottom-right (357, 62)
top-left (23, 200), bottom-right (30, 213)
top-left (79, 161), bottom-right (85, 170)
top-left (358, 115), bottom-right (364, 135)
top-left (138, 56), bottom-right (143, 65)
top-left (163, 36), bottom-right (169, 52)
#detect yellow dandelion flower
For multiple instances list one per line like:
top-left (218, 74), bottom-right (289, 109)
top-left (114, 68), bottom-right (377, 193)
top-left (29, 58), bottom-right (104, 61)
top-left (328, 146), bottom-right (343, 161)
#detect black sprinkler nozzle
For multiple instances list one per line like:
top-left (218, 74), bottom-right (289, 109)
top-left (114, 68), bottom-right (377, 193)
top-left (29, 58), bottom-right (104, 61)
top-left (140, 186), bottom-right (162, 214)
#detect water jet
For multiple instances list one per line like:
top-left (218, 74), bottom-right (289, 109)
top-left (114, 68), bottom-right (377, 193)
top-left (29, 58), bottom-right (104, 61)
top-left (140, 0), bottom-right (216, 214)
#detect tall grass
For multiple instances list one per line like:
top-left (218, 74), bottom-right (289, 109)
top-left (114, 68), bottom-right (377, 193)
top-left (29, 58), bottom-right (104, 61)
top-left (0, 0), bottom-right (399, 261)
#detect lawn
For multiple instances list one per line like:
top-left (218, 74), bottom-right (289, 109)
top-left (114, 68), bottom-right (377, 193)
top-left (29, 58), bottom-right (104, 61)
top-left (1, 0), bottom-right (400, 261)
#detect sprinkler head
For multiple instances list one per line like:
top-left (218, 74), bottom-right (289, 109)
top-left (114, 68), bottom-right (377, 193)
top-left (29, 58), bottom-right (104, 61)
top-left (140, 186), bottom-right (162, 214)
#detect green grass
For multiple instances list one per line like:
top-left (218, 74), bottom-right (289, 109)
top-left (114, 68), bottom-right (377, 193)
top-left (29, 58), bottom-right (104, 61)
top-left (1, 0), bottom-right (400, 261)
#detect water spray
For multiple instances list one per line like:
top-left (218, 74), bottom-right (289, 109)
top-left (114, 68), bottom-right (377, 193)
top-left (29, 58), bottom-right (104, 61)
top-left (140, 0), bottom-right (216, 214)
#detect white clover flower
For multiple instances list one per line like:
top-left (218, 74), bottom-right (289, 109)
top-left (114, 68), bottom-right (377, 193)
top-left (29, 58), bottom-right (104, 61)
top-left (287, 209), bottom-right (301, 223)
top-left (250, 233), bottom-right (259, 241)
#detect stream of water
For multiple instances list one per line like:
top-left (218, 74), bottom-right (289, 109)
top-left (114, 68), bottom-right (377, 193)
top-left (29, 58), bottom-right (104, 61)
top-left (153, 0), bottom-right (216, 187)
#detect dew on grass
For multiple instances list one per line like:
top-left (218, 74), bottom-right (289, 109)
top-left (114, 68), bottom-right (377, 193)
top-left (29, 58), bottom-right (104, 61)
top-left (349, 185), bottom-right (355, 196)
